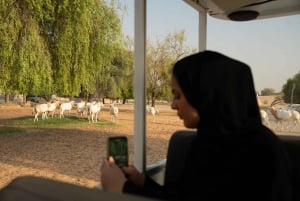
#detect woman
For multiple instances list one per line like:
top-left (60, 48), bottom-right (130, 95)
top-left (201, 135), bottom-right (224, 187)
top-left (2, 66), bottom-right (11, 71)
top-left (101, 50), bottom-right (293, 201)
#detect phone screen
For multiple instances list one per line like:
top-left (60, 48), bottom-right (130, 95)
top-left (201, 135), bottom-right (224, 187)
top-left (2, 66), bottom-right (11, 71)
top-left (107, 136), bottom-right (128, 167)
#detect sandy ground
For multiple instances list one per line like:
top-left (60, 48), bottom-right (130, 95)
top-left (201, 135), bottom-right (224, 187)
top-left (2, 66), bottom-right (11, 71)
top-left (1, 103), bottom-right (300, 190)
top-left (0, 103), bottom-right (187, 189)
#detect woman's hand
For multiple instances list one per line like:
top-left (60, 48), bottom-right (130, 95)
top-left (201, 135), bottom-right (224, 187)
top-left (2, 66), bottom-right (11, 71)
top-left (122, 164), bottom-right (145, 187)
top-left (100, 156), bottom-right (127, 193)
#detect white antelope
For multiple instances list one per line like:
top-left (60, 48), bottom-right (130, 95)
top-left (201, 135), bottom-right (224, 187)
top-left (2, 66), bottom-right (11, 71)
top-left (270, 107), bottom-right (300, 131)
top-left (76, 101), bottom-right (86, 118)
top-left (47, 101), bottom-right (59, 118)
top-left (147, 106), bottom-right (159, 122)
top-left (110, 104), bottom-right (119, 122)
top-left (33, 103), bottom-right (49, 122)
top-left (260, 109), bottom-right (270, 127)
top-left (88, 101), bottom-right (104, 123)
top-left (59, 101), bottom-right (75, 118)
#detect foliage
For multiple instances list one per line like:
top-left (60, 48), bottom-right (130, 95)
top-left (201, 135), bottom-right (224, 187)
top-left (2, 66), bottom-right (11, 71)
top-left (0, 0), bottom-right (22, 94)
top-left (119, 54), bottom-right (134, 102)
top-left (47, 0), bottom-right (123, 97)
top-left (1, 0), bottom-right (199, 105)
top-left (146, 30), bottom-right (196, 106)
top-left (112, 37), bottom-right (134, 102)
top-left (0, 0), bottom-right (124, 101)
top-left (282, 72), bottom-right (300, 104)
top-left (260, 88), bottom-right (276, 96)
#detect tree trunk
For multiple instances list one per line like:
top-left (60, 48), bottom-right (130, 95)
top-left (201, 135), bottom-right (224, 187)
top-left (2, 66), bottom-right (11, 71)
top-left (151, 91), bottom-right (156, 107)
top-left (5, 93), bottom-right (10, 103)
top-left (23, 94), bottom-right (27, 103)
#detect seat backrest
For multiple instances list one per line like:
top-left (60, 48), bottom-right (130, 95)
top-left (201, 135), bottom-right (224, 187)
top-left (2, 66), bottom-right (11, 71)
top-left (164, 131), bottom-right (300, 201)
top-left (279, 135), bottom-right (300, 201)
top-left (0, 176), bottom-right (161, 201)
top-left (164, 130), bottom-right (197, 190)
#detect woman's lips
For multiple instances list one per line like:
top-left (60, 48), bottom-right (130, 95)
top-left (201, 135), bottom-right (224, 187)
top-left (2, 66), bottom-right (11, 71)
top-left (177, 113), bottom-right (182, 119)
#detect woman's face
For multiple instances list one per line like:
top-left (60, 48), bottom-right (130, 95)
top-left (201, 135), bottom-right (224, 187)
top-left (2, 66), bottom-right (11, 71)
top-left (171, 76), bottom-right (200, 128)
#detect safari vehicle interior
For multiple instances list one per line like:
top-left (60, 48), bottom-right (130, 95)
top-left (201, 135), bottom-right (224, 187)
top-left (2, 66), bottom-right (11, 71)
top-left (1, 0), bottom-right (300, 200)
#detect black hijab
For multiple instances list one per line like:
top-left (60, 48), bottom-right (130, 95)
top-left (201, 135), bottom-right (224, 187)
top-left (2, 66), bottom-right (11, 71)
top-left (172, 50), bottom-right (261, 135)
top-left (171, 50), bottom-right (293, 201)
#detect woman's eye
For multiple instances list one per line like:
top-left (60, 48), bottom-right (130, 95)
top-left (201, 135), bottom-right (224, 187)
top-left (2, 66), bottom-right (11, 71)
top-left (174, 95), bottom-right (180, 99)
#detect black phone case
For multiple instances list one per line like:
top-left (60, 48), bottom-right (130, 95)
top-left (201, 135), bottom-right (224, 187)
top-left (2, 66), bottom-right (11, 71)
top-left (107, 136), bottom-right (128, 167)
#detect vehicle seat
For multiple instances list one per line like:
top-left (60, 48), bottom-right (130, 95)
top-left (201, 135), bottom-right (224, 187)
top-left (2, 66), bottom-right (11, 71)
top-left (279, 135), bottom-right (300, 201)
top-left (0, 176), bottom-right (162, 201)
top-left (163, 131), bottom-right (300, 201)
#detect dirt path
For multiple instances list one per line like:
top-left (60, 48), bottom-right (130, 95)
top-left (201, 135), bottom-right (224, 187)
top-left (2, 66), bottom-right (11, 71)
top-left (0, 103), bottom-right (186, 189)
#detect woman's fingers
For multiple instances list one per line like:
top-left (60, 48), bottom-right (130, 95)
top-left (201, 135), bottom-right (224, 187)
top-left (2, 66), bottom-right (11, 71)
top-left (108, 156), bottom-right (115, 164)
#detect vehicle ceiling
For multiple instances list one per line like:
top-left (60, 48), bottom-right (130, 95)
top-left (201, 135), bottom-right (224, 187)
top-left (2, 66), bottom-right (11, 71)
top-left (184, 0), bottom-right (300, 21)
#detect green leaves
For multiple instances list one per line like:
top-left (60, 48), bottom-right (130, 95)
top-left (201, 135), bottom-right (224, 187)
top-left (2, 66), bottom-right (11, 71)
top-left (0, 0), bottom-right (123, 100)
top-left (282, 72), bottom-right (300, 103)
top-left (146, 30), bottom-right (194, 106)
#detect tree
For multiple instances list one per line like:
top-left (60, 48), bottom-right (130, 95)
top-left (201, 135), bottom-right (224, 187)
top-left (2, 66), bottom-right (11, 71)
top-left (261, 88), bottom-right (276, 96)
top-left (0, 0), bottom-right (124, 101)
top-left (146, 30), bottom-right (195, 106)
top-left (86, 0), bottom-right (123, 100)
top-left (0, 0), bottom-right (22, 101)
top-left (0, 0), bottom-right (54, 102)
top-left (49, 0), bottom-right (123, 97)
top-left (282, 72), bottom-right (300, 104)
top-left (112, 37), bottom-right (134, 103)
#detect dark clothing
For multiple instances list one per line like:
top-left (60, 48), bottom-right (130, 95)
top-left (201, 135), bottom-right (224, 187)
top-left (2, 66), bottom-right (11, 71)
top-left (123, 126), bottom-right (293, 201)
top-left (178, 126), bottom-right (293, 201)
top-left (123, 51), bottom-right (294, 201)
top-left (124, 177), bottom-right (167, 200)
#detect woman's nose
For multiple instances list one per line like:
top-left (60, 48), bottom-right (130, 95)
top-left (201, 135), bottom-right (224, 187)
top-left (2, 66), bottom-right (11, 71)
top-left (171, 100), bottom-right (177, 110)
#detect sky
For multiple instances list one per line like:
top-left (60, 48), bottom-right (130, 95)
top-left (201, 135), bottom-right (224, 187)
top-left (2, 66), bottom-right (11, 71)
top-left (118, 0), bottom-right (300, 93)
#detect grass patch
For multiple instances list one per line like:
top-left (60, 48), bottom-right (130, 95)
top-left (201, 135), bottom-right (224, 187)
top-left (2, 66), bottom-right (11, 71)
top-left (5, 116), bottom-right (118, 128)
top-left (0, 127), bottom-right (25, 135)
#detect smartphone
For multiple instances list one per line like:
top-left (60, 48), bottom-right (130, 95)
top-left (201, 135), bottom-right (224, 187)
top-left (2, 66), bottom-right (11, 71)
top-left (107, 136), bottom-right (128, 167)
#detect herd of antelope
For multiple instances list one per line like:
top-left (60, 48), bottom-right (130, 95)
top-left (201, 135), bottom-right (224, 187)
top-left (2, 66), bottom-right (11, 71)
top-left (260, 105), bottom-right (300, 132)
top-left (31, 100), bottom-right (119, 123)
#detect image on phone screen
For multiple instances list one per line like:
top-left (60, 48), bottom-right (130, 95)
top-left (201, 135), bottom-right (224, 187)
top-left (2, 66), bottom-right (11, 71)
top-left (108, 136), bottom-right (128, 167)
